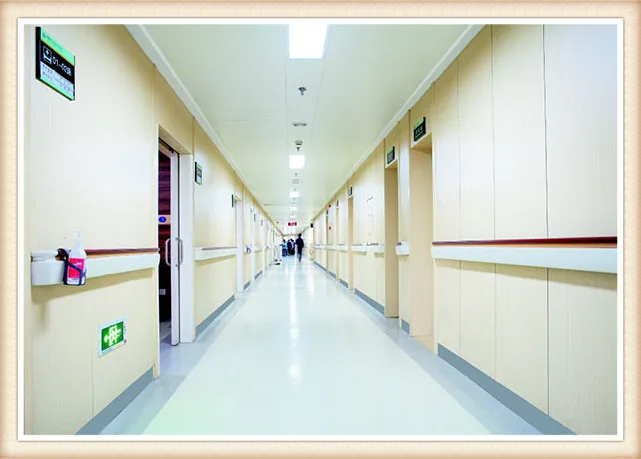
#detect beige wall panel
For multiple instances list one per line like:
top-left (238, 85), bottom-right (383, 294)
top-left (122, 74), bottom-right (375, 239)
top-left (91, 274), bottom-right (157, 415)
top-left (432, 61), bottom-right (460, 241)
top-left (376, 253), bottom-right (386, 307)
top-left (25, 25), bottom-right (159, 434)
top-left (193, 123), bottom-right (235, 247)
top-left (548, 270), bottom-right (617, 434)
top-left (458, 26), bottom-right (495, 240)
top-left (353, 252), bottom-right (368, 294)
top-left (399, 258), bottom-right (411, 322)
top-left (30, 288), bottom-right (94, 434)
top-left (492, 25), bottom-right (547, 239)
top-left (544, 25), bottom-right (618, 238)
top-left (398, 127), bottom-right (411, 242)
top-left (194, 257), bottom-right (236, 326)
top-left (243, 253), bottom-right (251, 284)
top-left (460, 262), bottom-right (496, 378)
top-left (27, 25), bottom-right (156, 250)
top-left (154, 70), bottom-right (193, 153)
top-left (339, 252), bottom-right (348, 282)
top-left (435, 260), bottom-right (461, 354)
top-left (409, 150), bottom-right (434, 338)
top-left (495, 265), bottom-right (549, 413)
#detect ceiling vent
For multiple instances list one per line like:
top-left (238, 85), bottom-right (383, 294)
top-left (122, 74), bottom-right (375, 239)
top-left (291, 122), bottom-right (307, 127)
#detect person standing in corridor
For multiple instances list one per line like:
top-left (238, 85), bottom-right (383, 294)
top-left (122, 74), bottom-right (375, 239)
top-left (295, 234), bottom-right (305, 262)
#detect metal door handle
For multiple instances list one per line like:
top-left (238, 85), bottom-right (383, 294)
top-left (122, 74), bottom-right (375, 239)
top-left (164, 238), bottom-right (171, 267)
top-left (178, 238), bottom-right (184, 266)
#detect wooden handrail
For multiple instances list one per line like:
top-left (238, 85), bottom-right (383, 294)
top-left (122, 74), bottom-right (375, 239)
top-left (432, 237), bottom-right (616, 248)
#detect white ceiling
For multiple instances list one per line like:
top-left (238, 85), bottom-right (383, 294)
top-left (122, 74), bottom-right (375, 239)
top-left (136, 23), bottom-right (472, 233)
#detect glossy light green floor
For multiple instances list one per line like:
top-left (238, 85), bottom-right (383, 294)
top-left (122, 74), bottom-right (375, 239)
top-left (101, 256), bottom-right (541, 436)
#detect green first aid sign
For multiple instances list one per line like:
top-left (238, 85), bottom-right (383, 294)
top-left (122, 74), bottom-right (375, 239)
top-left (99, 318), bottom-right (126, 356)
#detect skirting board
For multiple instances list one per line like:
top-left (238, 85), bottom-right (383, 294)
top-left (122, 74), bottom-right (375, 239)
top-left (195, 294), bottom-right (235, 338)
top-left (314, 261), bottom-right (326, 271)
top-left (431, 246), bottom-right (616, 274)
top-left (243, 281), bottom-right (251, 291)
top-left (437, 344), bottom-right (575, 435)
top-left (340, 279), bottom-right (348, 288)
top-left (401, 319), bottom-right (410, 334)
top-left (355, 289), bottom-right (385, 316)
top-left (328, 271), bottom-right (337, 279)
top-left (254, 270), bottom-right (263, 280)
top-left (76, 367), bottom-right (153, 435)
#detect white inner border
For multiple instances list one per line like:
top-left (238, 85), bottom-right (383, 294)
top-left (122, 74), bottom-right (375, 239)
top-left (16, 17), bottom-right (624, 442)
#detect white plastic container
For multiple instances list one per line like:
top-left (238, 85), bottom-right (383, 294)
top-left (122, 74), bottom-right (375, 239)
top-left (66, 231), bottom-right (87, 286)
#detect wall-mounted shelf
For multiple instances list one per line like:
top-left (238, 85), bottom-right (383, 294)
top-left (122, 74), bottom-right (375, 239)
top-left (31, 249), bottom-right (160, 287)
top-left (194, 246), bottom-right (239, 261)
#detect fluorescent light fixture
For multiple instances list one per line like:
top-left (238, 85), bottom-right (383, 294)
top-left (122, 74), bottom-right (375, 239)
top-left (288, 23), bottom-right (327, 59)
top-left (289, 155), bottom-right (305, 169)
top-left (290, 191), bottom-right (300, 198)
top-left (290, 215), bottom-right (296, 219)
top-left (290, 206), bottom-right (298, 211)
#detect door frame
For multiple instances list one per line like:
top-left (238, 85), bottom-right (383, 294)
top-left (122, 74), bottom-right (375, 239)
top-left (348, 194), bottom-right (354, 291)
top-left (157, 126), bottom-right (195, 351)
top-left (235, 193), bottom-right (244, 293)
top-left (250, 208), bottom-right (256, 286)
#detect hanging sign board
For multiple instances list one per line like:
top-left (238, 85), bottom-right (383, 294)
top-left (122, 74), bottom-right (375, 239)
top-left (35, 27), bottom-right (75, 101)
top-left (99, 317), bottom-right (126, 357)
top-left (413, 117), bottom-right (427, 142)
top-left (288, 222), bottom-right (297, 227)
top-left (195, 162), bottom-right (203, 185)
top-left (386, 146), bottom-right (396, 166)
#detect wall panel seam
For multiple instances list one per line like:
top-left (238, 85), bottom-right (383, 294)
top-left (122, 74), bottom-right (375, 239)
top-left (542, 25), bottom-right (550, 238)
top-left (490, 25), bottom-right (496, 241)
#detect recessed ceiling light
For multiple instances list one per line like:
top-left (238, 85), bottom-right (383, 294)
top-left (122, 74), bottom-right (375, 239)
top-left (289, 155), bottom-right (305, 169)
top-left (290, 206), bottom-right (297, 211)
top-left (289, 23), bottom-right (327, 59)
top-left (290, 191), bottom-right (300, 198)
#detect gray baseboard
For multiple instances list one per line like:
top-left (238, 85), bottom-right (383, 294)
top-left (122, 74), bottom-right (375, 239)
top-left (254, 270), bottom-right (263, 280)
top-left (437, 344), bottom-right (575, 435)
top-left (355, 289), bottom-right (385, 316)
top-left (339, 279), bottom-right (348, 289)
top-left (243, 281), bottom-right (251, 291)
top-left (401, 319), bottom-right (410, 334)
top-left (328, 271), bottom-right (336, 279)
top-left (314, 261), bottom-right (325, 271)
top-left (195, 294), bottom-right (235, 338)
top-left (76, 367), bottom-right (154, 435)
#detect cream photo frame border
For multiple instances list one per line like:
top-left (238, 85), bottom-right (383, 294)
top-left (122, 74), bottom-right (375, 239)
top-left (1, 1), bottom-right (638, 457)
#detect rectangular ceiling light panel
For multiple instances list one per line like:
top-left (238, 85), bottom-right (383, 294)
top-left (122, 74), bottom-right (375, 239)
top-left (288, 23), bottom-right (327, 59)
top-left (289, 155), bottom-right (306, 169)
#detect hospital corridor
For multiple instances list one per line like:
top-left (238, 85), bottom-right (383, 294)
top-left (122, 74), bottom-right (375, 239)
top-left (21, 21), bottom-right (619, 438)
